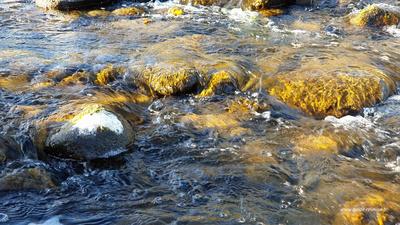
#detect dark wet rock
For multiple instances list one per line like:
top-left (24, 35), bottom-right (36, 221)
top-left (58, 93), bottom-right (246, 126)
top-left (44, 104), bottom-right (134, 160)
top-left (35, 0), bottom-right (118, 10)
top-left (242, 0), bottom-right (294, 10)
top-left (0, 137), bottom-right (22, 164)
top-left (0, 167), bottom-right (56, 191)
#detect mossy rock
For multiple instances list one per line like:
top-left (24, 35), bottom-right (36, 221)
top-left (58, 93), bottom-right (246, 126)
top-left (168, 7), bottom-right (185, 16)
top-left (350, 4), bottom-right (400, 27)
top-left (242, 0), bottom-right (293, 10)
top-left (135, 66), bottom-right (200, 96)
top-left (0, 168), bottom-right (56, 191)
top-left (112, 7), bottom-right (145, 16)
top-left (198, 71), bottom-right (240, 97)
top-left (264, 67), bottom-right (396, 118)
top-left (95, 65), bottom-right (125, 86)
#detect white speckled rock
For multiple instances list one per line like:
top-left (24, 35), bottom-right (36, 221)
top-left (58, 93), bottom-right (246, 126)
top-left (45, 104), bottom-right (134, 160)
top-left (35, 0), bottom-right (118, 10)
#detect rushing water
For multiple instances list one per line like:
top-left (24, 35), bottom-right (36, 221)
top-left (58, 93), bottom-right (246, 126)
top-left (0, 0), bottom-right (400, 224)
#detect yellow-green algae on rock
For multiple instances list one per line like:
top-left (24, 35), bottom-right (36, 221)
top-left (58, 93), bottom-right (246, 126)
top-left (349, 4), bottom-right (400, 27)
top-left (112, 7), bottom-right (144, 16)
top-left (132, 35), bottom-right (252, 96)
top-left (95, 65), bottom-right (125, 86)
top-left (264, 65), bottom-right (396, 118)
top-left (168, 6), bottom-right (185, 16)
top-left (181, 96), bottom-right (270, 137)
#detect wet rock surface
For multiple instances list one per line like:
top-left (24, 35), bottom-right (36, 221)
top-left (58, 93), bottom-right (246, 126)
top-left (35, 0), bottom-right (118, 10)
top-left (0, 167), bottom-right (56, 191)
top-left (1, 0), bottom-right (400, 224)
top-left (44, 104), bottom-right (135, 160)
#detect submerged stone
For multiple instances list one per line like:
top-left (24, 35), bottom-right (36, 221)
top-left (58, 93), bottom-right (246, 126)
top-left (112, 7), bottom-right (145, 16)
top-left (0, 137), bottom-right (21, 164)
top-left (242, 0), bottom-right (293, 10)
top-left (0, 168), bottom-right (56, 191)
top-left (45, 104), bottom-right (134, 160)
top-left (35, 0), bottom-right (117, 10)
top-left (349, 4), bottom-right (400, 27)
top-left (87, 9), bottom-right (111, 17)
top-left (137, 66), bottom-right (200, 96)
top-left (264, 66), bottom-right (396, 118)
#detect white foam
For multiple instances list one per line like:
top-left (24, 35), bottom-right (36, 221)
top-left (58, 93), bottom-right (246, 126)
top-left (385, 156), bottom-right (400, 172)
top-left (384, 25), bottom-right (400, 37)
top-left (72, 110), bottom-right (124, 135)
top-left (28, 216), bottom-right (63, 225)
top-left (387, 95), bottom-right (400, 102)
top-left (226, 8), bottom-right (259, 23)
top-left (325, 115), bottom-right (374, 129)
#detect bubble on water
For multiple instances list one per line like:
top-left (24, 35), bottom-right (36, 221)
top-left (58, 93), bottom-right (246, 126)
top-left (0, 213), bottom-right (9, 223)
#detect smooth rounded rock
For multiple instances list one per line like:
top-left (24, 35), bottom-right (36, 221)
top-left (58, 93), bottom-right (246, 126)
top-left (45, 104), bottom-right (134, 160)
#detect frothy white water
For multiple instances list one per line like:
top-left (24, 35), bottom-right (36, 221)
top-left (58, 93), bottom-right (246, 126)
top-left (325, 115), bottom-right (374, 129)
top-left (72, 110), bottom-right (124, 135)
top-left (28, 216), bottom-right (63, 225)
top-left (384, 25), bottom-right (400, 38)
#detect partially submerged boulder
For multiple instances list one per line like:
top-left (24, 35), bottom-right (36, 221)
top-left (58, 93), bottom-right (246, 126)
top-left (95, 65), bottom-right (125, 86)
top-left (0, 168), bottom-right (56, 191)
top-left (44, 104), bottom-right (134, 160)
top-left (35, 0), bottom-right (118, 10)
top-left (112, 7), bottom-right (145, 16)
top-left (132, 35), bottom-right (252, 97)
top-left (242, 0), bottom-right (293, 10)
top-left (264, 66), bottom-right (396, 118)
top-left (136, 65), bottom-right (200, 96)
top-left (0, 137), bottom-right (21, 164)
top-left (349, 4), bottom-right (400, 27)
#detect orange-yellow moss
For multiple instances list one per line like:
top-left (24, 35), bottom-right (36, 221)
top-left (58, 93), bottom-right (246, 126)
top-left (295, 134), bottom-right (339, 154)
top-left (87, 9), bottom-right (110, 17)
top-left (350, 5), bottom-right (400, 27)
top-left (180, 0), bottom-right (217, 6)
top-left (198, 71), bottom-right (233, 97)
top-left (58, 71), bottom-right (91, 86)
top-left (168, 7), bottom-right (185, 16)
top-left (266, 70), bottom-right (395, 118)
top-left (95, 65), bottom-right (125, 86)
top-left (181, 113), bottom-right (249, 136)
top-left (112, 7), bottom-right (144, 16)
top-left (143, 18), bottom-right (153, 25)
top-left (0, 75), bottom-right (29, 91)
top-left (227, 96), bottom-right (270, 117)
top-left (141, 67), bottom-right (199, 96)
top-left (258, 8), bottom-right (284, 17)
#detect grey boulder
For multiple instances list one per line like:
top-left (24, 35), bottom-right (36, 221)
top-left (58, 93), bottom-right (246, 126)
top-left (45, 104), bottom-right (134, 160)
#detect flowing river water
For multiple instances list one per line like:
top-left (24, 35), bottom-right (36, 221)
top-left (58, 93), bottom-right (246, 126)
top-left (0, 0), bottom-right (400, 224)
